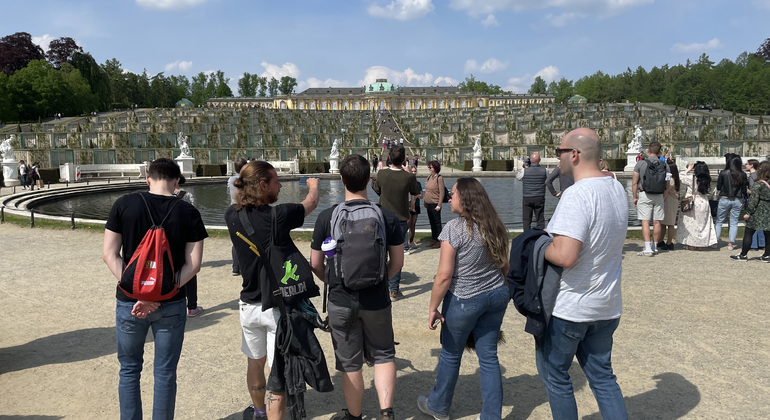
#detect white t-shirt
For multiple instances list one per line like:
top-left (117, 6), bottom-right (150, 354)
top-left (547, 176), bottom-right (628, 322)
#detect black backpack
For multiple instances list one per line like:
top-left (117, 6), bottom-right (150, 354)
top-left (642, 159), bottom-right (667, 194)
top-left (330, 200), bottom-right (387, 290)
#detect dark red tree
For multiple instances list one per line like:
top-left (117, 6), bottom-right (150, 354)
top-left (47, 36), bottom-right (83, 69)
top-left (757, 38), bottom-right (770, 62)
top-left (0, 32), bottom-right (45, 75)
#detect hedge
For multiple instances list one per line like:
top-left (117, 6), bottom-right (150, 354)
top-left (299, 161), bottom-right (330, 174)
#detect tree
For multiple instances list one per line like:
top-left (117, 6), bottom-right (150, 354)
top-left (0, 32), bottom-right (45, 75)
top-left (71, 52), bottom-right (111, 110)
top-left (213, 70), bottom-right (232, 97)
top-left (101, 58), bottom-right (127, 106)
top-left (257, 76), bottom-right (267, 97)
top-left (47, 36), bottom-right (83, 69)
top-left (457, 74), bottom-right (504, 94)
top-left (267, 77), bottom-right (279, 97)
top-left (5, 60), bottom-right (94, 120)
top-left (547, 77), bottom-right (574, 103)
top-left (757, 38), bottom-right (770, 62)
top-left (190, 72), bottom-right (208, 105)
top-left (278, 76), bottom-right (297, 95)
top-left (529, 76), bottom-right (547, 94)
top-left (238, 72), bottom-right (257, 97)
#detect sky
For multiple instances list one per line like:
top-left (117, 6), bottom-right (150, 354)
top-left (5, 0), bottom-right (769, 94)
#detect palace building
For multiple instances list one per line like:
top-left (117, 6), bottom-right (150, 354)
top-left (206, 79), bottom-right (555, 110)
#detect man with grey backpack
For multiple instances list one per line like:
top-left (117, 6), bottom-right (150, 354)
top-left (310, 154), bottom-right (404, 420)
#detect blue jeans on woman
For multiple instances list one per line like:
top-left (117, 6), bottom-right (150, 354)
top-left (116, 299), bottom-right (186, 420)
top-left (536, 316), bottom-right (627, 420)
top-left (427, 285), bottom-right (509, 420)
top-left (715, 197), bottom-right (743, 244)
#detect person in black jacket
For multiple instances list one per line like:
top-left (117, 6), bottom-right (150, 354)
top-left (714, 154), bottom-right (748, 250)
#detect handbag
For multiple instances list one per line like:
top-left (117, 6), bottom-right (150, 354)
top-left (680, 176), bottom-right (695, 212)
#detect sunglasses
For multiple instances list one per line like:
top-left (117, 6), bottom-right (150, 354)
top-left (555, 148), bottom-right (580, 156)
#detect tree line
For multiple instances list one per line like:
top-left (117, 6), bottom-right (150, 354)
top-left (1, 31), bottom-right (768, 123)
top-left (525, 38), bottom-right (770, 115)
top-left (0, 32), bottom-right (297, 122)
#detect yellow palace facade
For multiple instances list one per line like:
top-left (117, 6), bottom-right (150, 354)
top-left (207, 79), bottom-right (554, 111)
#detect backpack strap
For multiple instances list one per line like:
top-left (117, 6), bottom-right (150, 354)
top-left (138, 192), bottom-right (181, 228)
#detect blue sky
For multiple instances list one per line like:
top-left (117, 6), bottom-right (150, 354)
top-left (6, 0), bottom-right (769, 93)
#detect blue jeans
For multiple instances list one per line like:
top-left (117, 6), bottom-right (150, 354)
top-left (427, 286), bottom-right (509, 420)
top-left (536, 316), bottom-right (627, 420)
top-left (116, 299), bottom-right (187, 420)
top-left (21, 174), bottom-right (28, 188)
top-left (752, 230), bottom-right (766, 249)
top-left (715, 197), bottom-right (742, 244)
top-left (388, 221), bottom-right (408, 293)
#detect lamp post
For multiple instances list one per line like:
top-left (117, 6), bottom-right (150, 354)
top-left (341, 128), bottom-right (346, 148)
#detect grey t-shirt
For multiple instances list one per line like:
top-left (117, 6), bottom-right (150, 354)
top-left (438, 217), bottom-right (505, 299)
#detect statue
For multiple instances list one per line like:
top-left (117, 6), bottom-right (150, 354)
top-left (628, 125), bottom-right (643, 153)
top-left (329, 138), bottom-right (340, 173)
top-left (177, 132), bottom-right (191, 157)
top-left (1, 135), bottom-right (16, 161)
top-left (472, 136), bottom-right (483, 172)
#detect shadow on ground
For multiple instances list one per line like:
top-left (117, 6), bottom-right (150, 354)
top-left (0, 299), bottom-right (238, 375)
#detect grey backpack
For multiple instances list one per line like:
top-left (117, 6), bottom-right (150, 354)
top-left (330, 200), bottom-right (387, 290)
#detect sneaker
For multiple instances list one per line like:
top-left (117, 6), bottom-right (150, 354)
top-left (417, 396), bottom-right (449, 420)
top-left (730, 254), bottom-right (748, 261)
top-left (389, 291), bottom-right (404, 301)
top-left (187, 306), bottom-right (204, 317)
top-left (652, 247), bottom-right (659, 254)
top-left (378, 409), bottom-right (395, 420)
top-left (760, 255), bottom-right (770, 262)
top-left (656, 241), bottom-right (666, 250)
top-left (638, 250), bottom-right (654, 257)
top-left (727, 244), bottom-right (735, 251)
top-left (232, 271), bottom-right (241, 276)
top-left (409, 241), bottom-right (418, 249)
top-left (331, 409), bottom-right (359, 420)
top-left (243, 404), bottom-right (267, 420)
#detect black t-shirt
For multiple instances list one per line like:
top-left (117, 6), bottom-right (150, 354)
top-left (105, 192), bottom-right (209, 302)
top-left (225, 203), bottom-right (306, 305)
top-left (310, 200), bottom-right (403, 311)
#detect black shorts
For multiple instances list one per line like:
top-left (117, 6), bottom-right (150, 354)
top-left (327, 302), bottom-right (395, 372)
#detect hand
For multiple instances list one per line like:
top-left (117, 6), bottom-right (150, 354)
top-left (744, 214), bottom-right (750, 221)
top-left (687, 162), bottom-right (695, 171)
top-left (435, 205), bottom-right (441, 211)
top-left (555, 192), bottom-right (562, 198)
top-left (409, 205), bottom-right (415, 212)
top-left (428, 309), bottom-right (444, 330)
top-left (131, 300), bottom-right (160, 319)
top-left (633, 197), bottom-right (638, 206)
top-left (305, 177), bottom-right (320, 189)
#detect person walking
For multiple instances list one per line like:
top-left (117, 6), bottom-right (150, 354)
top-left (418, 178), bottom-right (510, 420)
top-left (538, 128), bottom-right (629, 419)
top-left (714, 154), bottom-right (748, 250)
top-left (19, 160), bottom-right (29, 189)
top-left (745, 159), bottom-right (765, 249)
top-left (424, 161), bottom-right (446, 248)
top-left (659, 160), bottom-right (681, 250)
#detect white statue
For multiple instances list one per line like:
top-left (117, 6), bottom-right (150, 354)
top-left (472, 136), bottom-right (483, 171)
top-left (177, 132), bottom-right (191, 157)
top-left (329, 138), bottom-right (340, 173)
top-left (628, 125), bottom-right (643, 153)
top-left (1, 135), bottom-right (16, 161)
top-left (330, 138), bottom-right (339, 159)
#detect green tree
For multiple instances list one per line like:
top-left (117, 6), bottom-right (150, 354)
top-left (238, 72), bottom-right (257, 97)
top-left (529, 76), bottom-right (547, 94)
top-left (257, 76), bottom-right (267, 97)
top-left (213, 70), bottom-right (232, 97)
top-left (6, 60), bottom-right (94, 120)
top-left (457, 74), bottom-right (504, 94)
top-left (190, 72), bottom-right (208, 105)
top-left (71, 52), bottom-right (111, 110)
top-left (547, 77), bottom-right (573, 103)
top-left (267, 77), bottom-right (279, 97)
top-left (101, 58), bottom-right (127, 106)
top-left (278, 76), bottom-right (297, 95)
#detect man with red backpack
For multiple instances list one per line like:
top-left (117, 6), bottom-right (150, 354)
top-left (102, 158), bottom-right (208, 420)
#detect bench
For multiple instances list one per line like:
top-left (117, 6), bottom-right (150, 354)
top-left (269, 160), bottom-right (299, 174)
top-left (73, 164), bottom-right (147, 179)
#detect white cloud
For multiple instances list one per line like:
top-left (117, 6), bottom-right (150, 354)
top-left (535, 65), bottom-right (559, 82)
top-left (503, 65), bottom-right (560, 93)
top-left (480, 14), bottom-right (499, 27)
top-left (259, 61), bottom-right (301, 80)
top-left (433, 76), bottom-right (459, 85)
top-left (164, 60), bottom-right (193, 72)
top-left (135, 0), bottom-right (209, 10)
top-left (367, 0), bottom-right (434, 20)
top-left (358, 65), bottom-right (455, 86)
top-left (31, 34), bottom-right (54, 52)
top-left (671, 38), bottom-right (722, 54)
top-left (448, 0), bottom-right (653, 25)
top-left (464, 58), bottom-right (509, 74)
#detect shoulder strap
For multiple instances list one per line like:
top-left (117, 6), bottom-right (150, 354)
top-left (761, 180), bottom-right (770, 190)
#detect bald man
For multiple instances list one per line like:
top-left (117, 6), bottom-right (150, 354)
top-left (539, 128), bottom-right (629, 419)
top-left (516, 152), bottom-right (548, 230)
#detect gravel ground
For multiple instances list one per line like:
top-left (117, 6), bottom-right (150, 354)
top-left (0, 223), bottom-right (768, 419)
